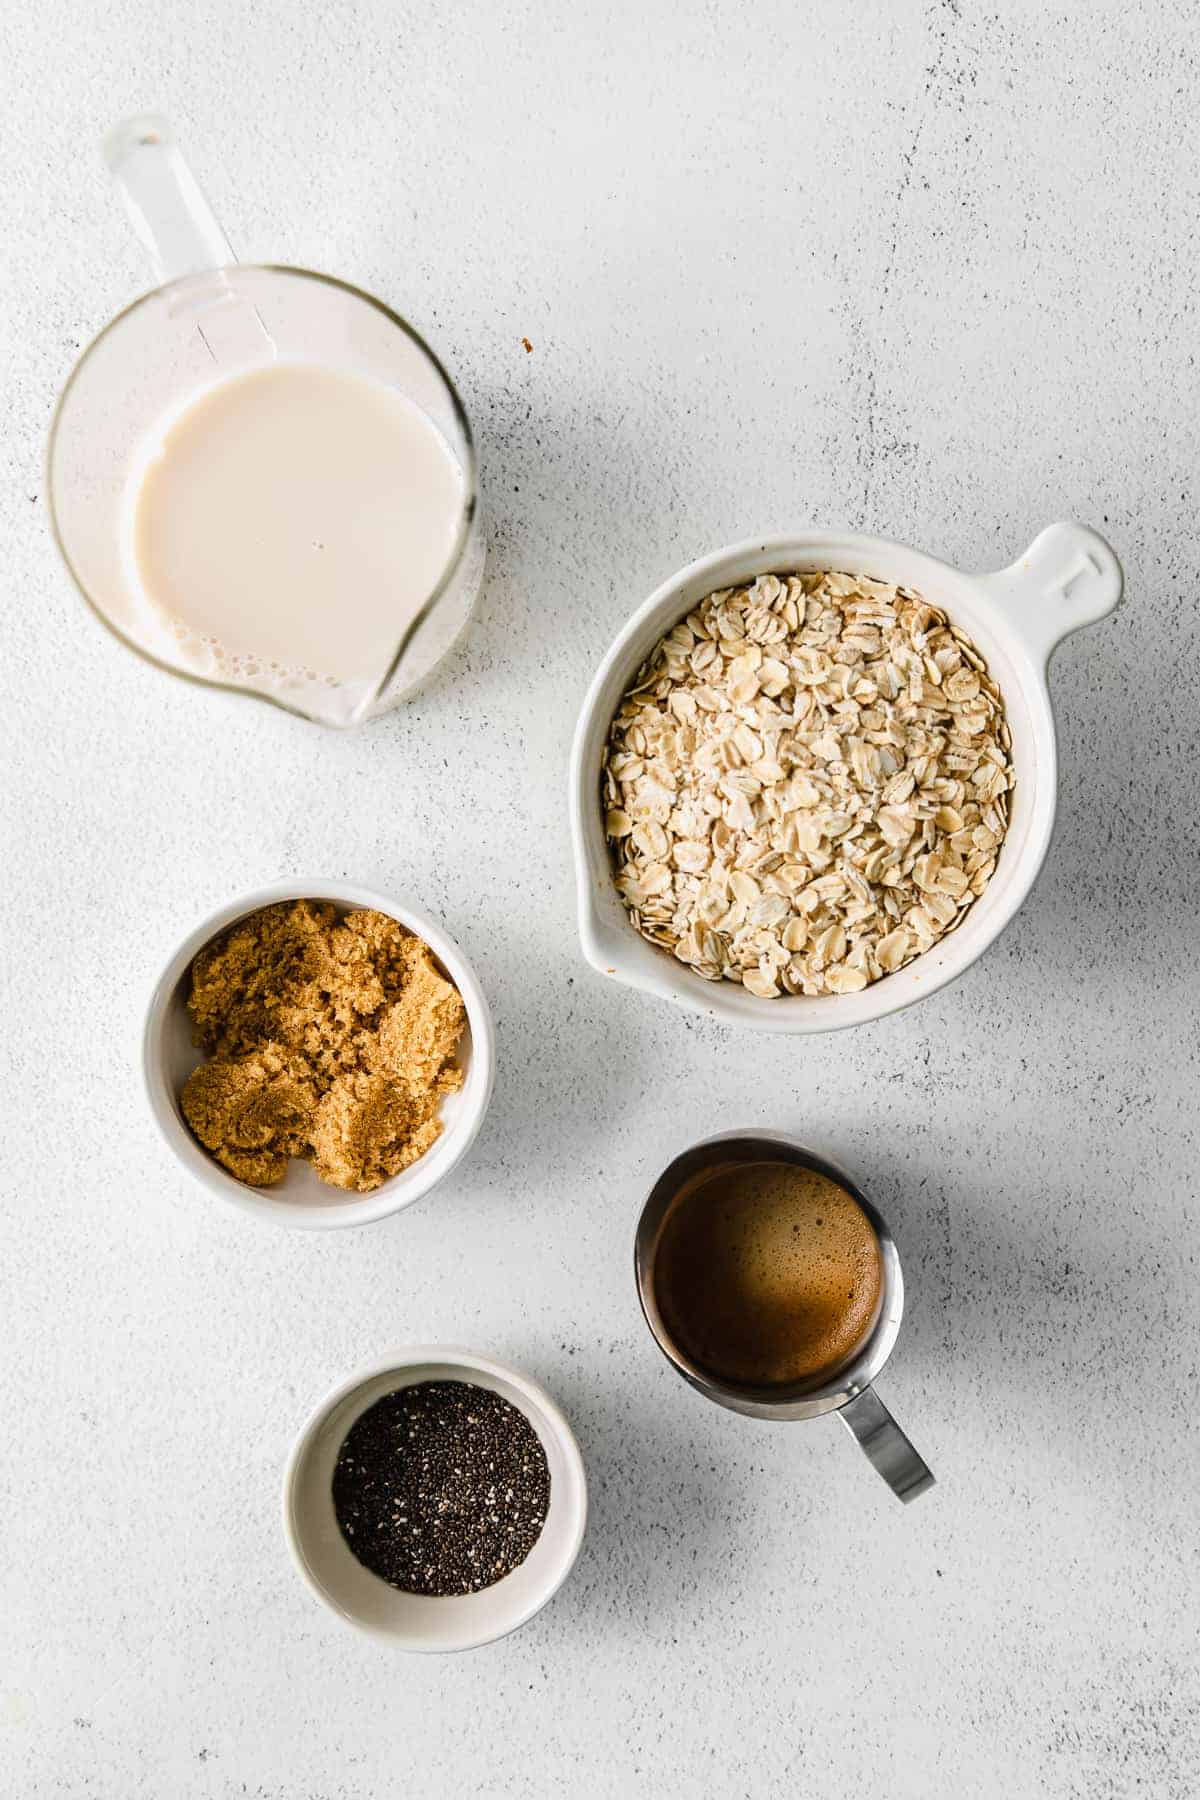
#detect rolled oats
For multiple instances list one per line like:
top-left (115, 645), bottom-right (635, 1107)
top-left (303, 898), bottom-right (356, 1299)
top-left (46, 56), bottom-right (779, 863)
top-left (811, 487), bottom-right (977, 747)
top-left (601, 571), bottom-right (1014, 998)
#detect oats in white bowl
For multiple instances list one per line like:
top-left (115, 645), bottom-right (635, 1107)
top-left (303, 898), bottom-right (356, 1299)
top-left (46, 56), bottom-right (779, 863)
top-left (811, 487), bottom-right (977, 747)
top-left (601, 571), bottom-right (1013, 998)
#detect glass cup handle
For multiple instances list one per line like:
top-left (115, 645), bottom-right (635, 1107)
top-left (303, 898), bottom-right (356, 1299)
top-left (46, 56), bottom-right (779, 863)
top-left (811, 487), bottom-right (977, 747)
top-left (103, 115), bottom-right (273, 364)
top-left (104, 114), bottom-right (235, 284)
top-left (839, 1387), bottom-right (935, 1503)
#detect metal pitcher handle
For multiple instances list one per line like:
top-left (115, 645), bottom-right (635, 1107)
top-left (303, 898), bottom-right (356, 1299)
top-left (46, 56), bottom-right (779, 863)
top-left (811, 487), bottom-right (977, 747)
top-left (839, 1387), bottom-right (935, 1503)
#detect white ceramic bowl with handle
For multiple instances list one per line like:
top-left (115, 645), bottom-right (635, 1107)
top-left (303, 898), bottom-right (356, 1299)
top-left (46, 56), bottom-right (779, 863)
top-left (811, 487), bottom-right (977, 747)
top-left (142, 879), bottom-right (495, 1227)
top-left (283, 1347), bottom-right (588, 1652)
top-left (570, 523), bottom-right (1122, 1034)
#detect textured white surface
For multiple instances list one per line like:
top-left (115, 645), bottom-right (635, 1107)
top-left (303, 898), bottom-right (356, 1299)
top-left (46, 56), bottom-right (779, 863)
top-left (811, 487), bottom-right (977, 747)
top-left (2, 3), bottom-right (1198, 1796)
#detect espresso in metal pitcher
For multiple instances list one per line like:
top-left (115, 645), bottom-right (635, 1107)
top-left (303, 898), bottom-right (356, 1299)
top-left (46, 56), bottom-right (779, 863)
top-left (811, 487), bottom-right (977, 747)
top-left (653, 1160), bottom-right (883, 1390)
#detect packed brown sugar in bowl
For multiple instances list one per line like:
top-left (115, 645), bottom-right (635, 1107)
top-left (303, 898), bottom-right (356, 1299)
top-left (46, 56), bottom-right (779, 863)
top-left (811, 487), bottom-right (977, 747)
top-left (180, 901), bottom-right (466, 1192)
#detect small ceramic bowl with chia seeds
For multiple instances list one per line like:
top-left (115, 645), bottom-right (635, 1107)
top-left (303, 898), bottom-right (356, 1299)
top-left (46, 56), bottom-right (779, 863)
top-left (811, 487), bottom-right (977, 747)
top-left (283, 1347), bottom-right (588, 1652)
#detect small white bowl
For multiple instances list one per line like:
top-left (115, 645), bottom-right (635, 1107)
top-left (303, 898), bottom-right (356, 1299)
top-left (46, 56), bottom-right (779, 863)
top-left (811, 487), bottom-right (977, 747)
top-left (142, 880), bottom-right (495, 1228)
top-left (283, 1348), bottom-right (588, 1651)
top-left (570, 522), bottom-right (1122, 1034)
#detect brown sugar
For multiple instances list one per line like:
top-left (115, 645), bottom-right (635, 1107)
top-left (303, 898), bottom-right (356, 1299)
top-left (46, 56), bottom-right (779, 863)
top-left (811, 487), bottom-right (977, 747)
top-left (310, 1072), bottom-right (442, 1192)
top-left (180, 902), bottom-right (466, 1193)
top-left (181, 1046), bottom-right (316, 1187)
top-left (371, 948), bottom-right (466, 1093)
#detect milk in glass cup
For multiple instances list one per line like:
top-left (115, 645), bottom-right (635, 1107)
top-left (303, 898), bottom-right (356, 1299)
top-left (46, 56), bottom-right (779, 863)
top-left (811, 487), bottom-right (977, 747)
top-left (47, 117), bottom-right (483, 727)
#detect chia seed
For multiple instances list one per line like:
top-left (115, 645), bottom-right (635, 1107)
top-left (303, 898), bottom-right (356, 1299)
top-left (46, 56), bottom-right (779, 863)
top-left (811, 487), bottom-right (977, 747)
top-left (331, 1380), bottom-right (551, 1596)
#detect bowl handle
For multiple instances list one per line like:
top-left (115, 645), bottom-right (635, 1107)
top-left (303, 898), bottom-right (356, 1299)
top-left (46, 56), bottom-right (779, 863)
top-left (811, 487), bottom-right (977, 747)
top-left (977, 522), bottom-right (1123, 669)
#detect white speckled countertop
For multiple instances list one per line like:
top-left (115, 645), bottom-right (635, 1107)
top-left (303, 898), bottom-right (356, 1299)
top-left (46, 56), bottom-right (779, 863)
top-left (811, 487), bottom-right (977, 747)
top-left (3, 3), bottom-right (1198, 1795)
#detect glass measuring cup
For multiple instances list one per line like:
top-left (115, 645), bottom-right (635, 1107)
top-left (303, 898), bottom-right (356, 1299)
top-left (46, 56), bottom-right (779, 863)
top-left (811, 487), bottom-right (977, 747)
top-left (47, 117), bottom-right (483, 727)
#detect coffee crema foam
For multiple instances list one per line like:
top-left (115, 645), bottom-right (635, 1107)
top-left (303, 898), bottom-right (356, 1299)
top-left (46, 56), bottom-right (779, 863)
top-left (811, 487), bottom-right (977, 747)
top-left (653, 1161), bottom-right (883, 1389)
